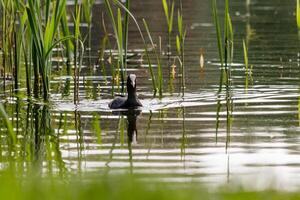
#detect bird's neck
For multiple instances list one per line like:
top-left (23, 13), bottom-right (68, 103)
top-left (128, 91), bottom-right (137, 100)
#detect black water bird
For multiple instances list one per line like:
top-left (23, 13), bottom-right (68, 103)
top-left (109, 74), bottom-right (142, 109)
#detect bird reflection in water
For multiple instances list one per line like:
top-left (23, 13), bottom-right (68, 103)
top-left (113, 109), bottom-right (141, 145)
top-left (113, 109), bottom-right (141, 172)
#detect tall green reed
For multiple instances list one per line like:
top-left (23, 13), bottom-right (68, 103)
top-left (104, 0), bottom-right (125, 93)
top-left (124, 0), bottom-right (130, 71)
top-left (162, 0), bottom-right (175, 56)
top-left (243, 39), bottom-right (248, 91)
top-left (26, 0), bottom-right (69, 100)
top-left (0, 0), bottom-right (16, 93)
top-left (243, 39), bottom-right (253, 92)
top-left (60, 8), bottom-right (74, 75)
top-left (297, 0), bottom-right (300, 29)
top-left (143, 19), bottom-right (163, 98)
top-left (176, 1), bottom-right (186, 96)
top-left (212, 0), bottom-right (234, 138)
top-left (105, 0), bottom-right (159, 95)
top-left (83, 0), bottom-right (95, 68)
top-left (73, 3), bottom-right (82, 104)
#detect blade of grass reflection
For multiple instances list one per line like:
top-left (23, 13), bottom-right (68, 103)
top-left (180, 107), bottom-right (187, 160)
top-left (32, 104), bottom-right (43, 171)
top-left (104, 119), bottom-right (120, 173)
top-left (93, 113), bottom-right (102, 145)
top-left (119, 115), bottom-right (125, 147)
top-left (145, 111), bottom-right (153, 160)
top-left (24, 102), bottom-right (33, 168)
top-left (159, 110), bottom-right (165, 145)
top-left (74, 110), bottom-right (84, 175)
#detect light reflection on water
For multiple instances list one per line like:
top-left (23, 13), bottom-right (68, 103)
top-left (0, 0), bottom-right (300, 191)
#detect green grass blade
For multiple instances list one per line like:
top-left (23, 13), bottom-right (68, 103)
top-left (104, 0), bottom-right (124, 84)
top-left (117, 8), bottom-right (124, 80)
top-left (178, 10), bottom-right (183, 37)
top-left (211, 0), bottom-right (223, 67)
top-left (143, 19), bottom-right (162, 97)
top-left (45, 36), bottom-right (75, 59)
top-left (243, 39), bottom-right (248, 73)
top-left (169, 1), bottom-right (175, 33)
top-left (123, 0), bottom-right (130, 71)
top-left (162, 0), bottom-right (170, 25)
top-left (176, 35), bottom-right (181, 54)
top-left (297, 0), bottom-right (300, 29)
top-left (113, 0), bottom-right (158, 94)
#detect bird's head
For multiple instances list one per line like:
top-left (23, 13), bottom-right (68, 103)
top-left (127, 74), bottom-right (137, 91)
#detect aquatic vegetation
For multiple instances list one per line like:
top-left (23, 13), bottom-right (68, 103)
top-left (104, 0), bottom-right (125, 92)
top-left (60, 8), bottom-right (74, 76)
top-left (111, 0), bottom-right (159, 95)
top-left (243, 39), bottom-right (249, 90)
top-left (297, 0), bottom-right (300, 29)
top-left (162, 0), bottom-right (175, 55)
top-left (143, 19), bottom-right (163, 98)
top-left (73, 4), bottom-right (83, 104)
top-left (0, 0), bottom-right (81, 100)
top-left (124, 0), bottom-right (130, 72)
top-left (212, 0), bottom-right (234, 140)
top-left (176, 1), bottom-right (186, 96)
top-left (26, 0), bottom-right (71, 100)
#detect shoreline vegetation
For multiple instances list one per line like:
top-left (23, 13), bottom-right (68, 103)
top-left (1, 171), bottom-right (300, 200)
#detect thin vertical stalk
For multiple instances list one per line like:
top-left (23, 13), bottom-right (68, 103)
top-left (13, 31), bottom-right (18, 91)
top-left (104, 0), bottom-right (125, 93)
top-left (124, 0), bottom-right (130, 72)
top-left (297, 0), bottom-right (300, 29)
top-left (143, 19), bottom-right (162, 97)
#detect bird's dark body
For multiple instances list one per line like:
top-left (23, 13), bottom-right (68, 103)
top-left (108, 96), bottom-right (142, 109)
top-left (109, 74), bottom-right (142, 109)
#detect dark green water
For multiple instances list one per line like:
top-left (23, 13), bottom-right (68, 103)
top-left (1, 0), bottom-right (300, 190)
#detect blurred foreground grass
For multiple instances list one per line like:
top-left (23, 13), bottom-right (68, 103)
top-left (0, 171), bottom-right (300, 200)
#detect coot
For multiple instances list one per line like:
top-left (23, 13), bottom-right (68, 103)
top-left (109, 74), bottom-right (142, 109)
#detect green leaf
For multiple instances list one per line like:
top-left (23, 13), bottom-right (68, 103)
top-left (169, 1), bottom-right (175, 33)
top-left (176, 35), bottom-right (181, 54)
top-left (297, 0), bottom-right (300, 29)
top-left (211, 0), bottom-right (223, 67)
top-left (178, 10), bottom-right (183, 37)
top-left (243, 39), bottom-right (248, 74)
top-left (162, 0), bottom-right (169, 25)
